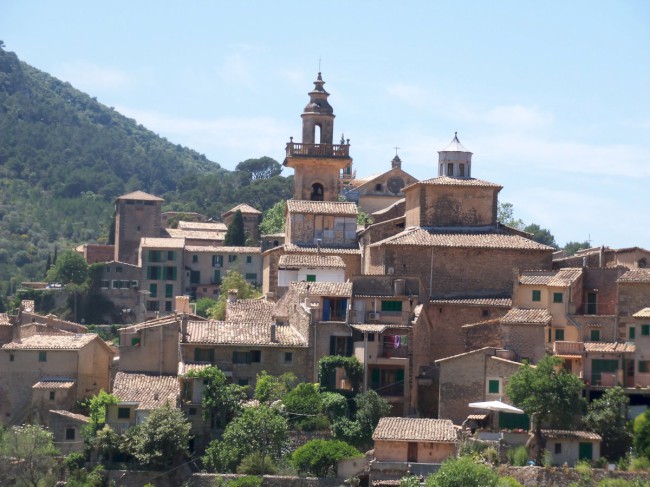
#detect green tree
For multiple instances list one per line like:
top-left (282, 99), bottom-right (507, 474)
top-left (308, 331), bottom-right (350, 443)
top-left (283, 382), bottom-right (328, 431)
top-left (332, 390), bottom-right (391, 449)
top-left (195, 297), bottom-right (219, 318)
top-left (497, 202), bottom-right (524, 230)
top-left (584, 386), bottom-right (632, 461)
top-left (523, 223), bottom-right (558, 248)
top-left (124, 403), bottom-right (191, 469)
top-left (259, 200), bottom-right (286, 235)
top-left (224, 210), bottom-right (246, 246)
top-left (254, 371), bottom-right (297, 403)
top-left (209, 270), bottom-right (261, 320)
top-left (0, 424), bottom-right (59, 487)
top-left (563, 241), bottom-right (590, 256)
top-left (186, 365), bottom-right (247, 426)
top-left (235, 156), bottom-right (282, 180)
top-left (45, 249), bottom-right (89, 286)
top-left (292, 439), bottom-right (361, 477)
top-left (425, 455), bottom-right (499, 487)
top-left (634, 409), bottom-right (650, 460)
top-left (506, 356), bottom-right (585, 461)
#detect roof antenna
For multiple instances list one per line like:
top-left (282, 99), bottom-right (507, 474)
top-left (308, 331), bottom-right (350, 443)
top-left (318, 57), bottom-right (321, 72)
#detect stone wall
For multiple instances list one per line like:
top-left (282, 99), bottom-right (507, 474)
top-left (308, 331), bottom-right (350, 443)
top-left (417, 185), bottom-right (498, 228)
top-left (192, 474), bottom-right (341, 487)
top-left (438, 350), bottom-right (489, 424)
top-left (617, 281), bottom-right (650, 341)
top-left (583, 267), bottom-right (626, 315)
top-left (500, 323), bottom-right (546, 364)
top-left (463, 320), bottom-right (501, 353)
top-left (500, 466), bottom-right (650, 487)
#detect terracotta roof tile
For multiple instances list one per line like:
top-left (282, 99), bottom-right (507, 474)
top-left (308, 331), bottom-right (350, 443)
top-left (370, 228), bottom-right (554, 250)
top-left (429, 297), bottom-right (512, 307)
top-left (185, 321), bottom-right (307, 347)
top-left (166, 229), bottom-right (225, 240)
top-left (541, 430), bottom-right (601, 441)
top-left (618, 269), bottom-right (650, 283)
top-left (373, 417), bottom-right (458, 442)
top-left (48, 410), bottom-right (90, 423)
top-left (404, 176), bottom-right (501, 191)
top-left (283, 244), bottom-right (360, 255)
top-left (518, 273), bottom-right (554, 285)
top-left (226, 299), bottom-right (274, 323)
top-left (547, 268), bottom-right (583, 287)
top-left (290, 281), bottom-right (353, 297)
top-left (584, 342), bottom-right (635, 353)
top-left (3, 333), bottom-right (98, 350)
top-left (286, 200), bottom-right (358, 215)
top-left (0, 313), bottom-right (10, 325)
top-left (33, 380), bottom-right (75, 389)
top-left (178, 221), bottom-right (227, 231)
top-left (278, 254), bottom-right (346, 269)
top-left (223, 203), bottom-right (262, 216)
top-left (178, 362), bottom-right (213, 376)
top-left (112, 372), bottom-right (179, 410)
top-left (501, 308), bottom-right (552, 325)
top-left (184, 245), bottom-right (259, 254)
top-left (633, 308), bottom-right (650, 318)
top-left (116, 191), bottom-right (163, 201)
top-left (140, 237), bottom-right (185, 249)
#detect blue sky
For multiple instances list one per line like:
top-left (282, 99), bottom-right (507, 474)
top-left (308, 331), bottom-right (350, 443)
top-left (2, 1), bottom-right (649, 248)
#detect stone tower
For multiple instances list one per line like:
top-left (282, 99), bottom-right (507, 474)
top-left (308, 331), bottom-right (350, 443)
top-left (283, 73), bottom-right (353, 202)
top-left (114, 191), bottom-right (163, 264)
top-left (437, 132), bottom-right (473, 178)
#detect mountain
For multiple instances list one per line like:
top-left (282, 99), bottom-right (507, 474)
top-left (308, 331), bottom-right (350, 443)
top-left (0, 46), bottom-right (293, 296)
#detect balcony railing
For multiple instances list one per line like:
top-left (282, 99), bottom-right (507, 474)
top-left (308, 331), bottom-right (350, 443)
top-left (285, 142), bottom-right (350, 159)
top-left (371, 383), bottom-right (404, 397)
top-left (553, 341), bottom-right (584, 355)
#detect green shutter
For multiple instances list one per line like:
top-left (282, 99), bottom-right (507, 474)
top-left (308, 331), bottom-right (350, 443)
top-left (488, 379), bottom-right (500, 394)
top-left (532, 290), bottom-right (541, 302)
top-left (329, 336), bottom-right (336, 355)
top-left (578, 442), bottom-right (593, 461)
top-left (629, 327), bottom-right (636, 340)
top-left (396, 368), bottom-right (405, 383)
top-left (306, 274), bottom-right (316, 282)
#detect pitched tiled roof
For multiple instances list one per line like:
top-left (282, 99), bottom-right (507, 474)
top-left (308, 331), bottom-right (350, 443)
top-left (283, 244), bottom-right (360, 255)
top-left (49, 410), bottom-right (90, 423)
top-left (112, 372), bottom-right (179, 410)
top-left (140, 237), bottom-right (185, 249)
top-left (518, 273), bottom-right (554, 285)
top-left (278, 254), bottom-right (346, 269)
top-left (287, 200), bottom-right (358, 215)
top-left (178, 362), bottom-right (213, 376)
top-left (501, 308), bottom-right (552, 325)
top-left (166, 229), bottom-right (225, 240)
top-left (548, 268), bottom-right (583, 287)
top-left (618, 269), bottom-right (650, 283)
top-left (223, 203), bottom-right (262, 216)
top-left (185, 321), bottom-right (307, 347)
top-left (633, 308), bottom-right (650, 318)
top-left (0, 313), bottom-right (10, 325)
top-left (227, 299), bottom-right (274, 323)
top-left (178, 221), bottom-right (227, 231)
top-left (33, 380), bottom-right (75, 389)
top-left (3, 333), bottom-right (98, 350)
top-left (290, 281), bottom-right (353, 297)
top-left (116, 191), bottom-right (163, 202)
top-left (429, 297), bottom-right (512, 307)
top-left (370, 228), bottom-right (554, 250)
top-left (184, 245), bottom-right (259, 254)
top-left (411, 176), bottom-right (501, 189)
top-left (460, 319), bottom-right (502, 329)
top-left (541, 430), bottom-right (601, 441)
top-left (584, 342), bottom-right (635, 353)
top-left (373, 417), bottom-right (458, 443)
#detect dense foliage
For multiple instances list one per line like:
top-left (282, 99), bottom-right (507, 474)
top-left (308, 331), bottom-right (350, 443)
top-left (584, 386), bottom-right (632, 461)
top-left (0, 424), bottom-right (59, 486)
top-left (292, 439), bottom-right (361, 477)
top-left (425, 456), bottom-right (499, 487)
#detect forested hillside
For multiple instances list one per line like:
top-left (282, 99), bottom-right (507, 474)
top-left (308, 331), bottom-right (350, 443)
top-left (0, 46), bottom-right (292, 295)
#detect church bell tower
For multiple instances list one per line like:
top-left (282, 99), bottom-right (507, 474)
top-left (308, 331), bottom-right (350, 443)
top-left (283, 73), bottom-right (352, 201)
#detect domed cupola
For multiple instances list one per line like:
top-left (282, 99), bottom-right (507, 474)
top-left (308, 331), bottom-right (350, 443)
top-left (301, 72), bottom-right (335, 145)
top-left (438, 132), bottom-right (473, 178)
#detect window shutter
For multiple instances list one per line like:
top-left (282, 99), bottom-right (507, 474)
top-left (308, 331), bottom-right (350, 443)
top-left (346, 337), bottom-right (353, 357)
top-left (329, 336), bottom-right (336, 355)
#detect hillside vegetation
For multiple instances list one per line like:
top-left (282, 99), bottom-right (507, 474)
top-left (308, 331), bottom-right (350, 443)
top-left (0, 46), bottom-right (292, 295)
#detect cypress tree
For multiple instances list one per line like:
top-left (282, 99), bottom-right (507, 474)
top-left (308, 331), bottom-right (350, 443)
top-left (224, 210), bottom-right (246, 246)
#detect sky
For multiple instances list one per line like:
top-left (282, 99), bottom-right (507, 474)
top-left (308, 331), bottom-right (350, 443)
top-left (2, 1), bottom-right (649, 249)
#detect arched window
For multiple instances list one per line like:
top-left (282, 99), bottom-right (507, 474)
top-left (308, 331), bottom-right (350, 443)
top-left (311, 183), bottom-right (324, 201)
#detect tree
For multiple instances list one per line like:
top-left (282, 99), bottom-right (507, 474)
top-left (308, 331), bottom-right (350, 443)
top-left (506, 356), bottom-right (584, 461)
top-left (124, 403), bottom-right (191, 469)
top-left (259, 200), bottom-right (286, 235)
top-left (195, 297), bottom-right (219, 318)
top-left (224, 210), bottom-right (246, 246)
top-left (563, 241), bottom-right (590, 256)
top-left (584, 386), bottom-right (631, 461)
top-left (523, 223), bottom-right (558, 248)
top-left (332, 390), bottom-right (391, 449)
top-left (634, 409), bottom-right (650, 460)
top-left (235, 157), bottom-right (282, 180)
top-left (0, 424), bottom-right (59, 487)
top-left (45, 249), bottom-right (89, 286)
top-left (497, 202), bottom-right (524, 230)
top-left (283, 382), bottom-right (328, 431)
top-left (185, 365), bottom-right (247, 426)
top-left (254, 371), bottom-right (297, 403)
top-left (209, 270), bottom-right (261, 320)
top-left (203, 405), bottom-right (289, 472)
top-left (292, 439), bottom-right (361, 477)
top-left (425, 455), bottom-right (499, 487)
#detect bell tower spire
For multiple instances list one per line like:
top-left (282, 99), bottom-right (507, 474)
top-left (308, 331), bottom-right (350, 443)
top-left (301, 72), bottom-right (334, 145)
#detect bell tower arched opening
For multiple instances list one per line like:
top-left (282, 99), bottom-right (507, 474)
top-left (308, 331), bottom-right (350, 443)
top-left (311, 183), bottom-right (324, 201)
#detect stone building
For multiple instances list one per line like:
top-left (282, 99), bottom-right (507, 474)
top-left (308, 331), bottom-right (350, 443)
top-left (222, 203), bottom-right (262, 241)
top-left (114, 191), bottom-right (164, 265)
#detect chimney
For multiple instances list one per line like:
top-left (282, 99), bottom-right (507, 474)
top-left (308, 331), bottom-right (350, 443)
top-left (181, 314), bottom-right (188, 343)
top-left (227, 289), bottom-right (238, 303)
top-left (21, 300), bottom-right (35, 313)
top-left (175, 295), bottom-right (190, 314)
top-left (270, 323), bottom-right (277, 343)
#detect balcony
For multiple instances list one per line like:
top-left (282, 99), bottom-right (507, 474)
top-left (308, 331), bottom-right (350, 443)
top-left (285, 142), bottom-right (350, 159)
top-left (553, 341), bottom-right (584, 356)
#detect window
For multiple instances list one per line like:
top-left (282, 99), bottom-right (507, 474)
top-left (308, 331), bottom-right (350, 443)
top-left (246, 255), bottom-right (252, 264)
top-left (306, 274), bottom-right (316, 282)
top-left (131, 337), bottom-right (140, 347)
top-left (167, 251), bottom-right (176, 261)
top-left (330, 336), bottom-right (353, 356)
top-left (149, 283), bottom-right (158, 298)
top-left (245, 273), bottom-right (257, 281)
top-left (532, 290), bottom-right (541, 302)
top-left (147, 266), bottom-right (161, 280)
top-left (482, 309), bottom-right (490, 318)
top-left (590, 329), bottom-right (601, 342)
top-left (146, 301), bottom-right (159, 312)
top-left (165, 284), bottom-right (173, 299)
top-left (101, 280), bottom-right (110, 288)
top-left (165, 266), bottom-right (177, 280)
top-left (487, 379), bottom-right (500, 394)
top-left (311, 183), bottom-right (324, 201)
top-left (233, 351), bottom-right (254, 364)
top-left (190, 270), bottom-right (201, 285)
top-left (238, 378), bottom-right (250, 387)
top-left (555, 329), bottom-right (565, 341)
top-left (643, 324), bottom-right (650, 336)
top-left (105, 267), bottom-right (110, 273)
top-left (65, 428), bottom-right (75, 441)
top-left (228, 255), bottom-right (237, 263)
top-left (9, 354), bottom-right (14, 362)
top-left (165, 301), bottom-right (172, 312)
top-left (381, 300), bottom-right (403, 312)
top-left (115, 265), bottom-right (122, 273)
top-left (284, 352), bottom-right (293, 363)
top-left (251, 350), bottom-right (261, 363)
top-left (192, 255), bottom-right (198, 263)
top-left (447, 163), bottom-right (454, 176)
top-left (459, 163), bottom-right (465, 177)
top-left (49, 391), bottom-right (55, 401)
top-left (213, 270), bottom-right (221, 285)
top-left (639, 361), bottom-right (650, 373)
top-left (553, 292), bottom-right (563, 303)
top-left (629, 326), bottom-right (636, 340)
top-left (188, 407), bottom-right (197, 416)
top-left (587, 292), bottom-right (597, 314)
top-left (212, 255), bottom-right (223, 267)
top-left (375, 183), bottom-right (383, 191)
top-left (555, 443), bottom-right (562, 454)
top-left (194, 348), bottom-right (215, 363)
top-left (148, 250), bottom-right (162, 263)
top-left (38, 351), bottom-right (47, 362)
top-left (117, 407), bottom-right (131, 419)
top-left (131, 280), bottom-right (139, 288)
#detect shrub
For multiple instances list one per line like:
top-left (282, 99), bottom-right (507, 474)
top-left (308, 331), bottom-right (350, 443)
top-left (400, 475), bottom-right (421, 487)
top-left (628, 455), bottom-right (650, 471)
top-left (483, 446), bottom-right (500, 465)
top-left (425, 456), bottom-right (499, 487)
top-left (506, 445), bottom-right (529, 466)
top-left (321, 391), bottom-right (348, 420)
top-left (497, 477), bottom-right (523, 487)
top-left (236, 452), bottom-right (278, 475)
top-left (65, 452), bottom-right (85, 472)
top-left (292, 439), bottom-right (361, 478)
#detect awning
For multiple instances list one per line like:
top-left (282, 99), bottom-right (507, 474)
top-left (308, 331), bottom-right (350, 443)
top-left (468, 400), bottom-right (524, 414)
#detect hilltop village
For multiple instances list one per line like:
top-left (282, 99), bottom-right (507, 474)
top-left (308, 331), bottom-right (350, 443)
top-left (2, 73), bottom-right (650, 485)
